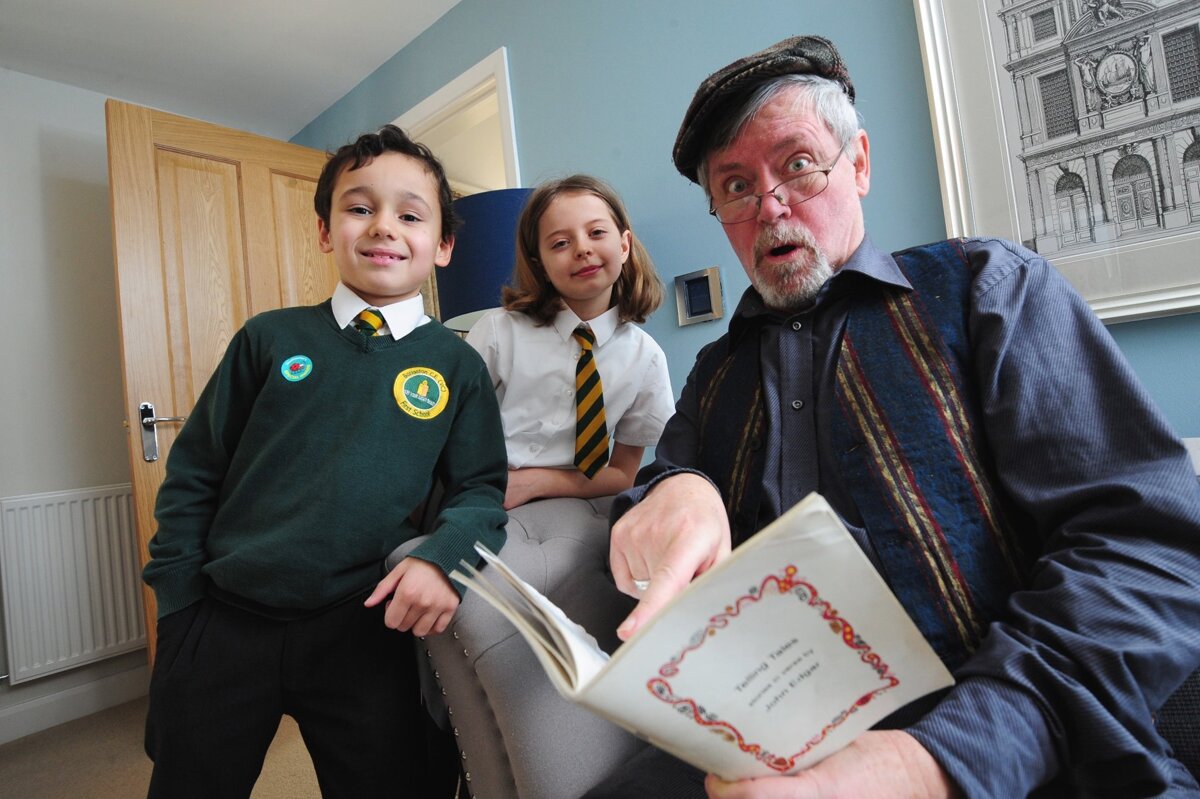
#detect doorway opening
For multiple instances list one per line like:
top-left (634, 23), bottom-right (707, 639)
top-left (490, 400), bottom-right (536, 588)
top-left (394, 47), bottom-right (521, 194)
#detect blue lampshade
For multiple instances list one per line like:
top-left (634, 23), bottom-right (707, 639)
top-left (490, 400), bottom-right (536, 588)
top-left (436, 188), bottom-right (533, 328)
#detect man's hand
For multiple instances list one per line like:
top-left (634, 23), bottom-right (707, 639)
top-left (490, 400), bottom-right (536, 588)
top-left (364, 557), bottom-right (459, 637)
top-left (609, 473), bottom-right (732, 640)
top-left (705, 731), bottom-right (960, 799)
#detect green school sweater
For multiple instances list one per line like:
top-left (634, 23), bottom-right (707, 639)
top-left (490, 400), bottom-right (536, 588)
top-left (144, 301), bottom-right (508, 617)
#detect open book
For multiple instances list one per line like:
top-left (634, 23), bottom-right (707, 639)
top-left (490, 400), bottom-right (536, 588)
top-left (450, 493), bottom-right (954, 781)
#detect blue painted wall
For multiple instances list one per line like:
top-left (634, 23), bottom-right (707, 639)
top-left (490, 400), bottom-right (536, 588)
top-left (294, 0), bottom-right (1199, 437)
top-left (1108, 314), bottom-right (1200, 436)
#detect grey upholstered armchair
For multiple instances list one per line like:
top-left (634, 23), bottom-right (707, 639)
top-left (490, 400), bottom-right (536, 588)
top-left (390, 496), bottom-right (643, 799)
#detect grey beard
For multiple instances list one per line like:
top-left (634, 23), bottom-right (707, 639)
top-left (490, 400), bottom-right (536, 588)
top-left (751, 228), bottom-right (834, 311)
top-left (755, 258), bottom-right (832, 309)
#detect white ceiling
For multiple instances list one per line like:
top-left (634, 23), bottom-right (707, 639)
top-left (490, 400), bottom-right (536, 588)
top-left (0, 0), bottom-right (462, 140)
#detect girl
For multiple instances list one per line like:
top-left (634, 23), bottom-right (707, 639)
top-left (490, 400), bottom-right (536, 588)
top-left (467, 175), bottom-right (674, 510)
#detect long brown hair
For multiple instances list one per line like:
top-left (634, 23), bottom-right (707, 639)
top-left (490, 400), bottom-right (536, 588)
top-left (503, 175), bottom-right (663, 325)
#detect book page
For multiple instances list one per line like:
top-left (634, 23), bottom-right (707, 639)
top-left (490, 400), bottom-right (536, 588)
top-left (578, 494), bottom-right (954, 780)
top-left (451, 561), bottom-right (578, 692)
top-left (473, 545), bottom-right (612, 686)
top-left (451, 549), bottom-right (611, 694)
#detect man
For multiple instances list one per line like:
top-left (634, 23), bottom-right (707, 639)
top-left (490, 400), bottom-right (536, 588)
top-left (598, 35), bottom-right (1200, 798)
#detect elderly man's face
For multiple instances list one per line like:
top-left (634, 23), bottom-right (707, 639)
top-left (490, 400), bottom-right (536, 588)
top-left (703, 86), bottom-right (870, 309)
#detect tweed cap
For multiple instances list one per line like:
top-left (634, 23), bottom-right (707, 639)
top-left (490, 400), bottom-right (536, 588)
top-left (672, 35), bottom-right (855, 183)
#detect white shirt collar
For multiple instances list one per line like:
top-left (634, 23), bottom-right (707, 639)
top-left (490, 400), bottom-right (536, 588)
top-left (551, 305), bottom-right (620, 346)
top-left (331, 282), bottom-right (429, 340)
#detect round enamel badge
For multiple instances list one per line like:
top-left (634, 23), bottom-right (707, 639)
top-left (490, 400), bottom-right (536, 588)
top-left (280, 355), bottom-right (313, 382)
top-left (394, 367), bottom-right (449, 419)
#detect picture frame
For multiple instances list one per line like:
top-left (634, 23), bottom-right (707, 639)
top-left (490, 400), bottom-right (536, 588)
top-left (674, 266), bottom-right (725, 326)
top-left (912, 0), bottom-right (1200, 322)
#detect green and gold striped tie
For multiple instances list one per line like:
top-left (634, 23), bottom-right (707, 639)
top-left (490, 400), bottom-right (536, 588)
top-left (354, 307), bottom-right (384, 336)
top-left (573, 325), bottom-right (609, 479)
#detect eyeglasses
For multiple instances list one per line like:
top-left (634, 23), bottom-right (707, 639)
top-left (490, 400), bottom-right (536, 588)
top-left (708, 145), bottom-right (848, 225)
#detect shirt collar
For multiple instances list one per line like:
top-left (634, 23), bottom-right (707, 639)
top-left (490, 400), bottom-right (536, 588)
top-left (729, 236), bottom-right (911, 338)
top-left (331, 282), bottom-right (429, 340)
top-left (836, 236), bottom-right (911, 290)
top-left (552, 305), bottom-right (620, 346)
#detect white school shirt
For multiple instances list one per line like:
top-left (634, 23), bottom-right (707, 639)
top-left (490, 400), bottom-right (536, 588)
top-left (467, 306), bottom-right (675, 469)
top-left (330, 281), bottom-right (429, 340)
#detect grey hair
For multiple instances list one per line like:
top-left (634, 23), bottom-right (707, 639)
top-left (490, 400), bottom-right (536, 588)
top-left (696, 74), bottom-right (862, 199)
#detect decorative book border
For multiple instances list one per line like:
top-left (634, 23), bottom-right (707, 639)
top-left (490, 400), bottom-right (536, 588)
top-left (646, 565), bottom-right (901, 773)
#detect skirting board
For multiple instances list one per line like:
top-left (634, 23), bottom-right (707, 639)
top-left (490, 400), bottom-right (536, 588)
top-left (0, 661), bottom-right (149, 746)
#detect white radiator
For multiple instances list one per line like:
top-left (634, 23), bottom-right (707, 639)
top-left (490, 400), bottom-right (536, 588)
top-left (0, 484), bottom-right (146, 684)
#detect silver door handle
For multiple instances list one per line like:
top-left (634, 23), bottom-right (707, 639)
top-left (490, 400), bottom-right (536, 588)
top-left (139, 402), bottom-right (187, 462)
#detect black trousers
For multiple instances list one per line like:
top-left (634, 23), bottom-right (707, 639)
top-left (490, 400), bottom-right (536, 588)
top-left (584, 744), bottom-right (708, 799)
top-left (144, 592), bottom-right (448, 798)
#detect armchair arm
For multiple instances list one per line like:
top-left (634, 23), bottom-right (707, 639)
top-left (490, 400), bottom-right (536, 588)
top-left (392, 496), bottom-right (642, 799)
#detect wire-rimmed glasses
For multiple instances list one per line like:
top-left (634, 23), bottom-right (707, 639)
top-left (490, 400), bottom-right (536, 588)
top-left (708, 145), bottom-right (848, 225)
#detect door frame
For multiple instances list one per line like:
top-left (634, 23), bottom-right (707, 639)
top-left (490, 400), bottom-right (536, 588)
top-left (394, 47), bottom-right (522, 190)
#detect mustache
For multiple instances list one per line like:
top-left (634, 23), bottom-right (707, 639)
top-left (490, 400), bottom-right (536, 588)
top-left (753, 225), bottom-right (818, 263)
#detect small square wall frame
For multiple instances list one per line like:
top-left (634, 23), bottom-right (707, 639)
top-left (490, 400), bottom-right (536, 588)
top-left (675, 266), bottom-right (724, 326)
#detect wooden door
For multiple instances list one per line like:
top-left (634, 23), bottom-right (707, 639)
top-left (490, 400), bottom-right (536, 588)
top-left (1186, 163), bottom-right (1200, 219)
top-left (106, 100), bottom-right (338, 653)
top-left (1134, 177), bottom-right (1158, 229)
top-left (1056, 190), bottom-right (1090, 246)
top-left (1116, 182), bottom-right (1137, 233)
top-left (1056, 194), bottom-right (1077, 244)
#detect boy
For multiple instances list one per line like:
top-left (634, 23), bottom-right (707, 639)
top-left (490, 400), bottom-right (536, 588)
top-left (142, 125), bottom-right (507, 798)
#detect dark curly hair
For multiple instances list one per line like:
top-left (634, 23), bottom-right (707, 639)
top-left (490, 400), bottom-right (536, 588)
top-left (313, 124), bottom-right (459, 243)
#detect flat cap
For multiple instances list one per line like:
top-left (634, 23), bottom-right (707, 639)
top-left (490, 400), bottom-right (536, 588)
top-left (672, 35), bottom-right (855, 183)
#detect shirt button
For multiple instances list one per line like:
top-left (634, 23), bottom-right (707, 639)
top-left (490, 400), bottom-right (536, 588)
top-left (791, 399), bottom-right (805, 410)
top-left (792, 321), bottom-right (803, 331)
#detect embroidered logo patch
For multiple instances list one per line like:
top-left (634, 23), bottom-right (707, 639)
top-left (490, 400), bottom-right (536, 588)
top-left (394, 367), bottom-right (449, 419)
top-left (281, 355), bottom-right (313, 382)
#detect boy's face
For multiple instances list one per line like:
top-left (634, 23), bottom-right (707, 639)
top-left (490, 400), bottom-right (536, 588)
top-left (317, 151), bottom-right (453, 307)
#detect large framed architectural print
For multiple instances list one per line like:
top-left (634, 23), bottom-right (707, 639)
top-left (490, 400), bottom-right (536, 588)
top-left (913, 0), bottom-right (1200, 322)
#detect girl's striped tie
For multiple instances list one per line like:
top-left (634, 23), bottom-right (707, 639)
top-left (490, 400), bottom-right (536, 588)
top-left (572, 325), bottom-right (609, 478)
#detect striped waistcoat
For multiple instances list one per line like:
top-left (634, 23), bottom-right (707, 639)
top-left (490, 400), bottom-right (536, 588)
top-left (694, 240), bottom-right (1034, 668)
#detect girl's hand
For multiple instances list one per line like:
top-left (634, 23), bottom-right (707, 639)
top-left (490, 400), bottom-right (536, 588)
top-left (504, 468), bottom-right (545, 509)
top-left (364, 557), bottom-right (459, 637)
top-left (504, 444), bottom-right (644, 510)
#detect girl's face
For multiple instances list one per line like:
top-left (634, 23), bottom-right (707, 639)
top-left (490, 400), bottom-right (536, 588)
top-left (536, 191), bottom-right (631, 320)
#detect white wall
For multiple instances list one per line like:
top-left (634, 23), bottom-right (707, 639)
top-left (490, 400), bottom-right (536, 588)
top-left (0, 67), bottom-right (146, 743)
